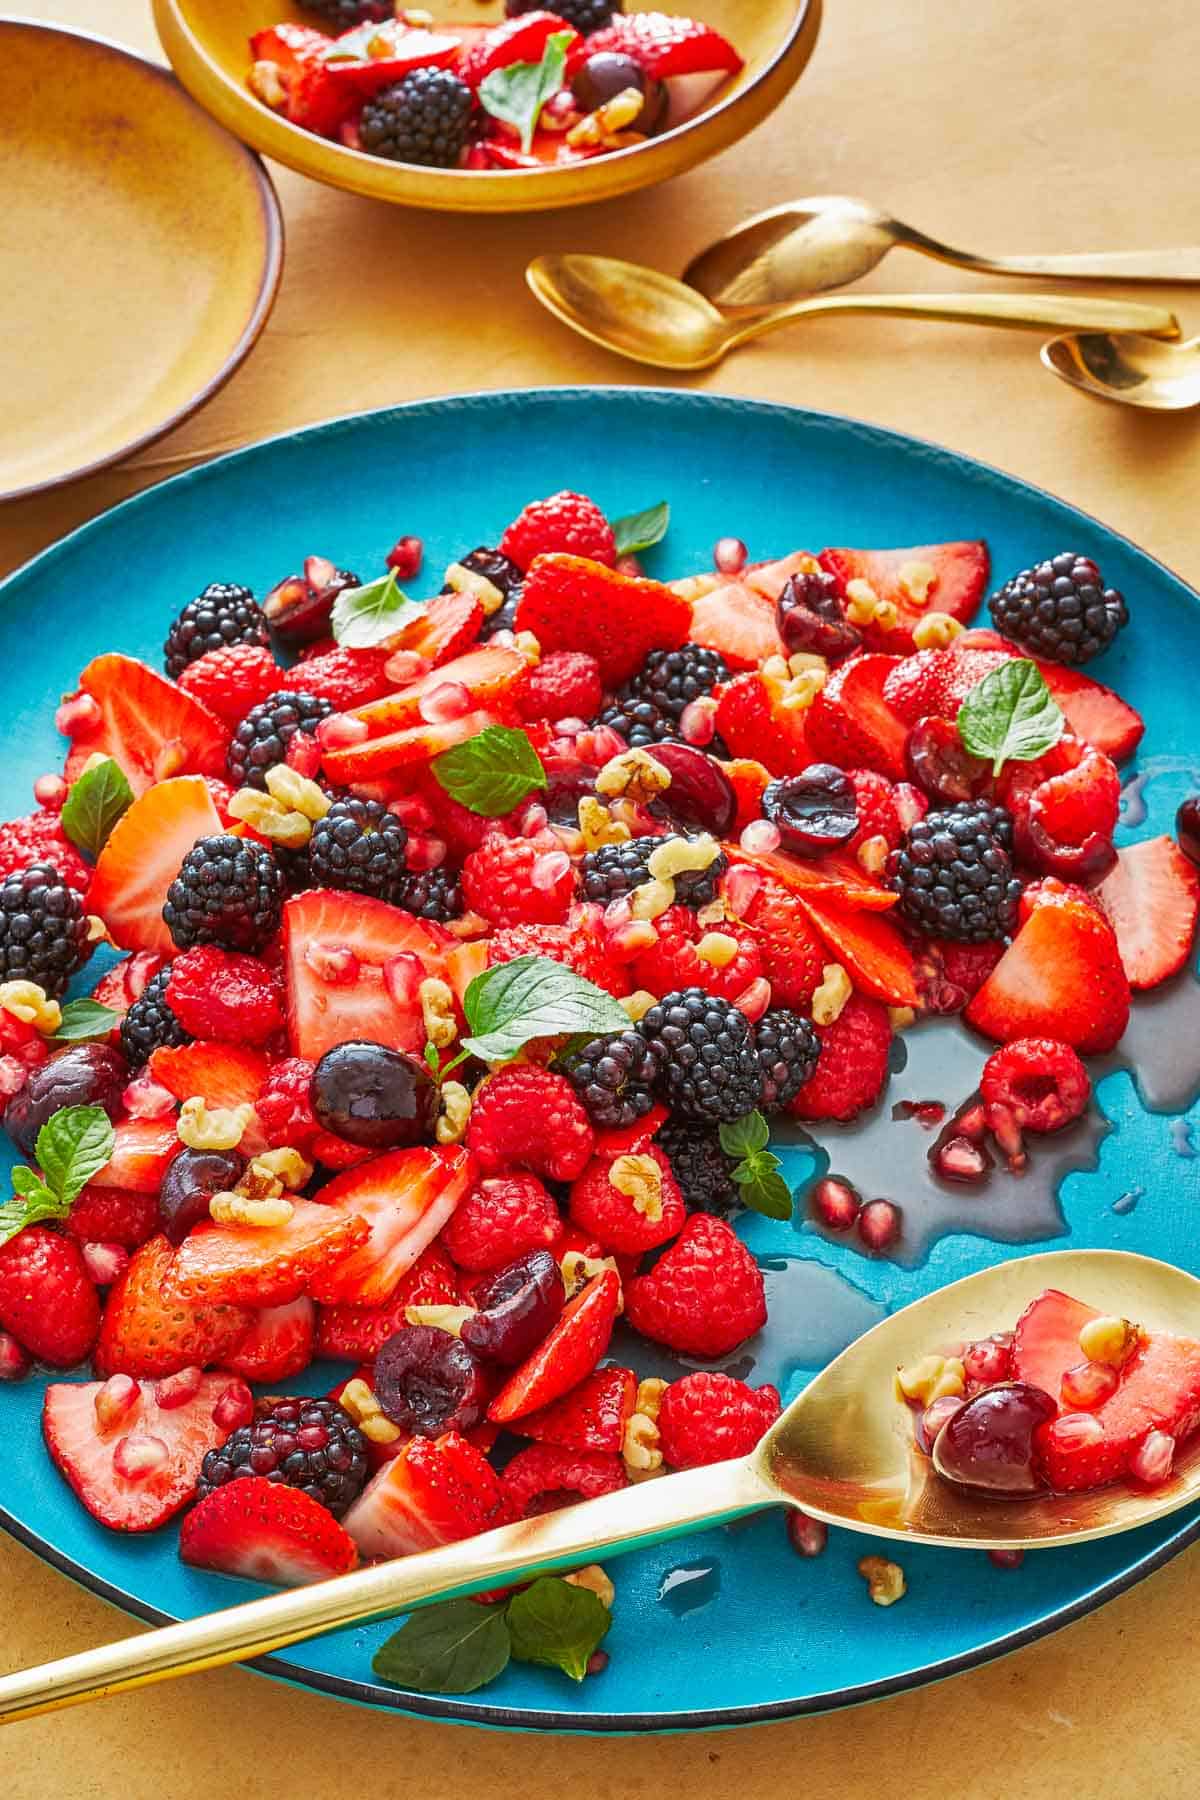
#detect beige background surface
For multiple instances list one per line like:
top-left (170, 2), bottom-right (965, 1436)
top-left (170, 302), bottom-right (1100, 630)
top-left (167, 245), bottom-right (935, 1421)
top-left (4, 0), bottom-right (1200, 1792)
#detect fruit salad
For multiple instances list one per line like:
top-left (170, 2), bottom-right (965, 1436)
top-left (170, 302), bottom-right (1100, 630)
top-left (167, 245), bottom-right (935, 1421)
top-left (245, 5), bottom-right (744, 169)
top-left (900, 1288), bottom-right (1200, 1497)
top-left (0, 486), bottom-right (1197, 1693)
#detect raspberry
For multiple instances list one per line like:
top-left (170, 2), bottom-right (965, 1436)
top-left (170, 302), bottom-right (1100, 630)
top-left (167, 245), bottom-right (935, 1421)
top-left (624, 1214), bottom-right (766, 1358)
top-left (66, 1185), bottom-right (159, 1250)
top-left (500, 491), bottom-right (616, 573)
top-left (0, 1227), bottom-right (101, 1367)
top-left (500, 1444), bottom-right (627, 1521)
top-left (787, 994), bottom-right (892, 1123)
top-left (846, 769), bottom-right (902, 853)
top-left (204, 777), bottom-right (238, 826)
top-left (256, 1056), bottom-right (320, 1151)
top-left (632, 905), bottom-right (764, 1004)
top-left (461, 835), bottom-right (576, 925)
top-left (515, 651), bottom-right (603, 726)
top-left (279, 647), bottom-right (395, 711)
top-left (1030, 745), bottom-right (1120, 847)
top-left (488, 920), bottom-right (624, 996)
top-left (166, 946), bottom-right (285, 1045)
top-left (467, 1066), bottom-right (594, 1182)
top-left (568, 1145), bottom-right (685, 1255)
top-left (177, 645), bottom-right (284, 729)
top-left (739, 874), bottom-right (825, 1009)
top-left (441, 1174), bottom-right (564, 1271)
top-left (914, 937), bottom-right (1006, 1014)
top-left (658, 1371), bottom-right (782, 1469)
top-left (980, 1037), bottom-right (1090, 1134)
top-left (0, 810), bottom-right (90, 896)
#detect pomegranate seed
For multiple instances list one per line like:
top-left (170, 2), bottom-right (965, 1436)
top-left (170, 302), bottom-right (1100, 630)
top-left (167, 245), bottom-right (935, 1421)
top-left (787, 1511), bottom-right (828, 1557)
top-left (579, 725), bottom-right (626, 766)
top-left (893, 782), bottom-right (928, 831)
top-left (518, 802), bottom-right (549, 838)
top-left (0, 1056), bottom-right (30, 1100)
top-left (553, 715), bottom-right (588, 736)
top-left (933, 1136), bottom-right (991, 1184)
top-left (1059, 1359), bottom-right (1119, 1411)
top-left (405, 834), bottom-right (447, 873)
top-left (603, 895), bottom-right (634, 930)
top-left (96, 1376), bottom-right (141, 1435)
top-left (113, 1433), bottom-right (169, 1480)
top-left (285, 732), bottom-right (322, 778)
top-left (55, 692), bottom-right (102, 736)
top-left (740, 818), bottom-right (782, 855)
top-left (155, 1365), bottom-right (204, 1410)
top-left (388, 794), bottom-right (435, 831)
top-left (1049, 1411), bottom-right (1104, 1450)
top-left (586, 1649), bottom-right (611, 1676)
top-left (679, 698), bottom-right (718, 747)
top-left (985, 1102), bottom-right (1026, 1168)
top-left (81, 1241), bottom-right (129, 1286)
top-left (0, 1330), bottom-right (30, 1381)
top-left (316, 712), bottom-right (369, 751)
top-left (33, 773), bottom-right (68, 809)
top-left (212, 1381), bottom-right (254, 1433)
top-left (383, 649), bottom-right (431, 685)
top-left (857, 1198), bottom-right (901, 1252)
top-left (386, 535), bottom-right (423, 579)
top-left (419, 681), bottom-right (472, 725)
top-left (954, 1102), bottom-right (989, 1141)
top-left (616, 554), bottom-right (644, 579)
top-left (531, 850), bottom-right (571, 892)
top-left (732, 976), bottom-right (771, 1023)
top-left (721, 863), bottom-right (763, 918)
top-left (384, 951), bottom-right (425, 1008)
top-left (122, 1076), bottom-right (178, 1120)
top-left (921, 1395), bottom-right (965, 1447)
top-left (810, 1176), bottom-right (861, 1231)
top-left (962, 1335), bottom-right (1013, 1387)
top-left (987, 1547), bottom-right (1025, 1569)
top-left (1129, 1428), bottom-right (1175, 1486)
top-left (714, 536), bottom-right (748, 575)
top-left (305, 942), bottom-right (359, 984)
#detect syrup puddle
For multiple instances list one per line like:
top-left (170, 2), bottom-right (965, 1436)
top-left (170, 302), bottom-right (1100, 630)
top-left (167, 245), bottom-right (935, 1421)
top-left (656, 1561), bottom-right (721, 1616)
top-left (1172, 1120), bottom-right (1196, 1159)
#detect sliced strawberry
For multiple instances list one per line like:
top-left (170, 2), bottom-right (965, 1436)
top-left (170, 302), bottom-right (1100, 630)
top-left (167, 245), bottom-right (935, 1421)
top-left (315, 1240), bottom-right (460, 1360)
top-left (342, 1430), bottom-right (502, 1558)
top-left (481, 135), bottom-right (598, 170)
top-left (250, 22), bottom-right (333, 77)
top-left (282, 889), bottom-right (449, 1061)
top-left (795, 889), bottom-right (919, 1006)
top-left (458, 11), bottom-right (580, 87)
top-left (64, 654), bottom-right (228, 794)
top-left (591, 1102), bottom-right (670, 1158)
top-left (180, 1477), bottom-right (358, 1584)
top-left (220, 1298), bottom-right (316, 1383)
top-left (377, 590), bottom-right (484, 666)
top-left (95, 1236), bottom-right (250, 1378)
top-left (743, 551), bottom-right (820, 603)
top-left (805, 654), bottom-right (908, 779)
top-left (519, 1364), bottom-right (637, 1453)
top-left (43, 1372), bottom-right (244, 1532)
top-left (818, 542), bottom-right (989, 651)
top-left (488, 1269), bottom-right (620, 1425)
top-left (688, 582), bottom-right (788, 670)
top-left (89, 1119), bottom-right (182, 1195)
top-left (320, 708), bottom-right (500, 783)
top-left (882, 645), bottom-right (1014, 726)
top-left (965, 890), bottom-right (1129, 1053)
top-left (1011, 1288), bottom-right (1101, 1396)
top-left (90, 951), bottom-right (167, 1018)
top-left (165, 1199), bottom-right (370, 1308)
top-left (583, 11), bottom-right (742, 77)
top-left (515, 554), bottom-right (692, 687)
top-left (713, 671), bottom-right (812, 774)
top-left (352, 646), bottom-right (525, 737)
top-left (88, 776), bottom-right (223, 956)
top-left (322, 24), bottom-right (462, 102)
top-left (726, 843), bottom-right (899, 911)
top-left (1095, 835), bottom-right (1200, 990)
top-left (307, 1146), bottom-right (474, 1307)
top-left (1037, 663), bottom-right (1145, 762)
top-left (149, 1041), bottom-right (270, 1111)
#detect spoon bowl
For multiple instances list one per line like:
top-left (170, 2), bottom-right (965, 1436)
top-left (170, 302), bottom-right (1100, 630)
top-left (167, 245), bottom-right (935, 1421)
top-left (1042, 332), bottom-right (1200, 411)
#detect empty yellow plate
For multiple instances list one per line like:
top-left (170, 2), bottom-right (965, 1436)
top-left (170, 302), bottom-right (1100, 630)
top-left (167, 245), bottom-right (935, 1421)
top-left (0, 19), bottom-right (283, 503)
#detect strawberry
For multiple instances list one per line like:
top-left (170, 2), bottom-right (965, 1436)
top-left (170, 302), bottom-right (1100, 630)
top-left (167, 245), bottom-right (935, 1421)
top-left (441, 1173), bottom-right (563, 1272)
top-left (794, 889), bottom-right (919, 1006)
top-left (488, 1269), bottom-right (620, 1424)
top-left (342, 1430), bottom-right (502, 1558)
top-left (624, 1215), bottom-right (765, 1358)
top-left (590, 1103), bottom-right (670, 1158)
top-left (501, 1444), bottom-right (627, 1520)
top-left (307, 1145), bottom-right (475, 1307)
top-left (219, 1298), bottom-right (316, 1383)
top-left (44, 1372), bottom-right (245, 1532)
top-left (0, 1228), bottom-right (100, 1367)
top-left (515, 554), bottom-right (692, 687)
top-left (90, 951), bottom-right (167, 1017)
top-left (63, 653), bottom-right (228, 793)
top-left (282, 890), bottom-right (449, 1061)
top-left (584, 11), bottom-right (743, 77)
top-left (479, 135), bottom-right (598, 171)
top-left (315, 1241), bottom-right (459, 1360)
top-left (489, 918), bottom-right (624, 997)
top-left (688, 582), bottom-right (788, 670)
top-left (787, 993), bottom-right (893, 1122)
top-left (445, 938), bottom-right (491, 1012)
top-left (149, 1043), bottom-right (270, 1152)
top-left (1036, 661), bottom-right (1145, 762)
top-left (805, 654), bottom-right (908, 779)
top-left (743, 551), bottom-right (821, 603)
top-left (65, 1184), bottom-right (159, 1250)
top-left (738, 873), bottom-right (827, 1008)
top-left (375, 590), bottom-right (484, 667)
top-left (726, 843), bottom-right (899, 912)
top-left (818, 542), bottom-right (989, 650)
top-left (0, 810), bottom-right (90, 895)
top-left (631, 904), bottom-right (763, 1003)
top-left (88, 1119), bottom-right (182, 1194)
top-left (321, 23), bottom-right (462, 103)
top-left (177, 645), bottom-right (284, 728)
top-left (88, 775), bottom-right (224, 956)
top-left (458, 13), bottom-right (581, 88)
top-left (718, 757), bottom-right (772, 832)
top-left (351, 646), bottom-right (525, 738)
top-left (514, 650), bottom-right (603, 725)
top-left (320, 707), bottom-right (499, 783)
top-left (166, 946), bottom-right (284, 1044)
top-left (165, 1199), bottom-right (369, 1309)
top-left (713, 671), bottom-right (812, 773)
top-left (1011, 1287), bottom-right (1099, 1398)
top-left (965, 889), bottom-right (1129, 1053)
top-left (658, 1371), bottom-right (781, 1469)
top-left (95, 1236), bottom-right (249, 1377)
top-left (568, 1146), bottom-right (685, 1256)
top-left (1095, 835), bottom-right (1200, 990)
top-left (518, 1365), bottom-right (637, 1454)
top-left (882, 645), bottom-right (1014, 726)
top-left (180, 1476), bottom-right (358, 1583)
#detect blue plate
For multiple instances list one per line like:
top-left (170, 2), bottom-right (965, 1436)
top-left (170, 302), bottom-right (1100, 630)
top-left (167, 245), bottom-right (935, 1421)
top-left (2, 389), bottom-right (1199, 1732)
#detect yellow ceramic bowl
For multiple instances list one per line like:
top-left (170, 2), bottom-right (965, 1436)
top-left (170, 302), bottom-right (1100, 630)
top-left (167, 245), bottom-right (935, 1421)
top-left (152, 0), bottom-right (821, 213)
top-left (0, 19), bottom-right (282, 504)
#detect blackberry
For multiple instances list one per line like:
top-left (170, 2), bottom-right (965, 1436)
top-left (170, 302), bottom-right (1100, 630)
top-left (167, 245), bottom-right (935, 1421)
top-left (445, 548), bottom-right (524, 643)
top-left (988, 552), bottom-right (1128, 665)
top-left (753, 1008), bottom-right (820, 1111)
top-left (507, 0), bottom-right (615, 31)
top-left (654, 1118), bottom-right (740, 1216)
top-left (307, 798), bottom-right (407, 901)
top-left (887, 800), bottom-right (1020, 944)
top-left (0, 864), bottom-right (90, 998)
top-left (163, 582), bottom-right (268, 678)
top-left (163, 834), bottom-right (283, 954)
top-left (197, 1397), bottom-right (368, 1519)
top-left (300, 0), bottom-right (388, 26)
top-left (395, 866), bottom-right (465, 923)
top-left (600, 644), bottom-right (730, 750)
top-left (566, 1028), bottom-right (665, 1130)
top-left (227, 689), bottom-right (333, 791)
top-left (639, 988), bottom-right (763, 1124)
top-left (118, 966), bottom-right (190, 1067)
top-left (580, 833), bottom-right (728, 909)
top-left (360, 67), bottom-right (474, 168)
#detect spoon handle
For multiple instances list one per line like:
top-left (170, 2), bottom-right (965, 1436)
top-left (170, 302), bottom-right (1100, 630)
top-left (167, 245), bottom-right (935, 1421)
top-left (722, 291), bottom-right (1180, 350)
top-left (0, 1458), bottom-right (770, 1724)
top-left (906, 238), bottom-right (1200, 285)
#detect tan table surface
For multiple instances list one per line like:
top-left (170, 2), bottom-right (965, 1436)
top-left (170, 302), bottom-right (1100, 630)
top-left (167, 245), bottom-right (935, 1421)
top-left (4, 0), bottom-right (1200, 1791)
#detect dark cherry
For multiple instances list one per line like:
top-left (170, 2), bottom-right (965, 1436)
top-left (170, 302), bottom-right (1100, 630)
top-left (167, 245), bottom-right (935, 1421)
top-left (905, 716), bottom-right (994, 805)
top-left (1178, 795), bottom-right (1200, 869)
top-left (647, 742), bottom-right (737, 836)
top-left (459, 1249), bottom-right (564, 1367)
top-left (262, 556), bottom-right (360, 651)
top-left (158, 1148), bottom-right (247, 1244)
top-left (374, 1326), bottom-right (489, 1438)
top-left (3, 1043), bottom-right (128, 1160)
top-left (775, 570), bottom-right (861, 662)
top-left (311, 1041), bottom-right (438, 1149)
top-left (543, 766), bottom-right (600, 827)
top-left (1017, 812), bottom-right (1118, 887)
top-left (931, 1381), bottom-right (1057, 1495)
top-left (761, 765), bottom-right (858, 855)
top-left (571, 53), bottom-right (668, 133)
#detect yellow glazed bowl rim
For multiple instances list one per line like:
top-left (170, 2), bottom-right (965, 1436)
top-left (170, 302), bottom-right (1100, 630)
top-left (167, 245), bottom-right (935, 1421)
top-left (152, 0), bottom-right (822, 213)
top-left (1, 17), bottom-right (284, 504)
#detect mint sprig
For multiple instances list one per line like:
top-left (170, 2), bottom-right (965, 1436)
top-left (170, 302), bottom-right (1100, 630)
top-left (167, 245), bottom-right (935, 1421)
top-left (957, 660), bottom-right (1064, 776)
top-left (611, 500), bottom-right (670, 558)
top-left (462, 955), bottom-right (630, 1064)
top-left (0, 1105), bottom-right (116, 1247)
top-left (60, 758), bottom-right (133, 860)
top-left (53, 998), bottom-right (120, 1043)
top-left (478, 29), bottom-right (573, 153)
top-left (507, 1577), bottom-right (610, 1682)
top-left (431, 726), bottom-right (547, 818)
top-left (719, 1111), bottom-right (792, 1221)
top-left (373, 1577), bottom-right (609, 1696)
top-left (330, 570), bottom-right (425, 650)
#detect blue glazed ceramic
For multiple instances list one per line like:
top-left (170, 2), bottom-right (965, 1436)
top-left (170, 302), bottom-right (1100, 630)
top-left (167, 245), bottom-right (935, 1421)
top-left (1, 389), bottom-right (1198, 1733)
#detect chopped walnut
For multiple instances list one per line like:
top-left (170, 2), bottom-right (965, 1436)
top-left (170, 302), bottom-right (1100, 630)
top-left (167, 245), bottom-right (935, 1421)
top-left (618, 989), bottom-right (658, 1023)
top-left (911, 611), bottom-right (964, 651)
top-left (209, 1192), bottom-right (294, 1229)
top-left (419, 977), bottom-right (457, 1051)
top-left (435, 1079), bottom-right (471, 1145)
top-left (250, 1147), bottom-right (314, 1192)
top-left (609, 1154), bottom-right (664, 1222)
top-left (564, 1564), bottom-right (615, 1608)
top-left (811, 962), bottom-right (852, 1027)
top-left (404, 1304), bottom-right (477, 1337)
top-left (567, 86), bottom-right (646, 146)
top-left (635, 1377), bottom-right (667, 1420)
top-left (629, 878), bottom-right (676, 921)
top-left (578, 795), bottom-right (631, 852)
top-left (856, 833), bottom-right (890, 876)
top-left (264, 764), bottom-right (331, 821)
top-left (646, 833), bottom-right (720, 883)
top-left (177, 1097), bottom-right (255, 1152)
top-left (695, 930), bottom-right (739, 969)
top-left (248, 58), bottom-right (287, 110)
top-left (622, 1410), bottom-right (663, 1473)
top-left (596, 747), bottom-right (671, 805)
top-left (443, 562), bottom-right (504, 615)
top-left (0, 980), bottom-right (61, 1034)
top-left (858, 1555), bottom-right (906, 1606)
top-left (561, 1250), bottom-right (623, 1309)
top-left (1079, 1314), bottom-right (1142, 1369)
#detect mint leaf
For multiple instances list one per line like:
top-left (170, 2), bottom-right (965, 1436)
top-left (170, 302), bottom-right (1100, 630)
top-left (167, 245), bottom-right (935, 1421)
top-left (424, 1040), bottom-right (442, 1081)
top-left (53, 999), bottom-right (120, 1043)
top-left (0, 1184), bottom-right (66, 1247)
top-left (35, 1105), bottom-right (115, 1208)
top-left (60, 758), bottom-right (133, 860)
top-left (719, 1112), bottom-right (791, 1219)
top-left (611, 501), bottom-right (669, 558)
top-left (720, 1111), bottom-right (770, 1160)
top-left (463, 955), bottom-right (630, 1064)
top-left (431, 726), bottom-right (547, 818)
top-left (478, 29), bottom-right (572, 153)
top-left (957, 660), bottom-right (1064, 776)
top-left (507, 1576), bottom-right (610, 1683)
top-left (373, 1600), bottom-right (511, 1695)
top-left (331, 571), bottom-right (424, 650)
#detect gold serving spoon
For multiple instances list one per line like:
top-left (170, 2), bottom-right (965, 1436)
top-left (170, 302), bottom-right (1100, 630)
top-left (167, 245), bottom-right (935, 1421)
top-left (682, 196), bottom-right (1200, 313)
top-left (526, 254), bottom-right (1179, 373)
top-left (1041, 331), bottom-right (1200, 410)
top-left (3, 1247), bottom-right (1200, 1724)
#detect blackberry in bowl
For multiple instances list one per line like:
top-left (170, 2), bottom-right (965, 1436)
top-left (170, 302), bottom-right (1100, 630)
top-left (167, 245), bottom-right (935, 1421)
top-left (988, 553), bottom-right (1128, 665)
top-left (887, 800), bottom-right (1021, 943)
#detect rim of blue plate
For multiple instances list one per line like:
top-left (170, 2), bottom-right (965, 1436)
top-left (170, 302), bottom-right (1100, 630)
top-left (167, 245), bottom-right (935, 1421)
top-left (2, 387), bottom-right (1199, 1731)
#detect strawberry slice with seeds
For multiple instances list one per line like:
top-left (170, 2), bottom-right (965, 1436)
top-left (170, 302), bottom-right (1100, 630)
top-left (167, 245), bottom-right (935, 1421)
top-left (458, 11), bottom-right (580, 87)
top-left (322, 24), bottom-right (462, 102)
top-left (713, 671), bottom-right (812, 774)
top-left (688, 582), bottom-right (788, 670)
top-left (725, 843), bottom-right (899, 912)
top-left (150, 1041), bottom-right (270, 1110)
top-left (307, 1145), bottom-right (474, 1307)
top-left (89, 1119), bottom-right (182, 1195)
top-left (351, 646), bottom-right (525, 737)
top-left (64, 654), bottom-right (228, 794)
top-left (1035, 661), bottom-right (1145, 762)
top-left (965, 889), bottom-right (1130, 1053)
top-left (219, 1297), bottom-right (316, 1384)
top-left (282, 890), bottom-right (449, 1061)
top-left (88, 775), bottom-right (224, 956)
top-left (95, 1236), bottom-right (250, 1378)
top-left (180, 1477), bottom-right (358, 1584)
top-left (315, 1240), bottom-right (460, 1360)
top-left (515, 554), bottom-right (692, 688)
top-left (1095, 835), bottom-right (1200, 990)
top-left (43, 1371), bottom-right (245, 1532)
top-left (377, 590), bottom-right (484, 666)
top-left (343, 1430), bottom-right (502, 1558)
top-left (165, 1199), bottom-right (370, 1308)
top-left (795, 889), bottom-right (919, 1006)
top-left (489, 1269), bottom-right (620, 1425)
top-left (320, 708), bottom-right (501, 783)
top-left (805, 654), bottom-right (909, 780)
top-left (583, 11), bottom-right (742, 77)
top-left (818, 541), bottom-right (989, 651)
top-left (883, 645), bottom-right (1014, 726)
top-left (1011, 1287), bottom-right (1100, 1397)
top-left (519, 1364), bottom-right (637, 1453)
